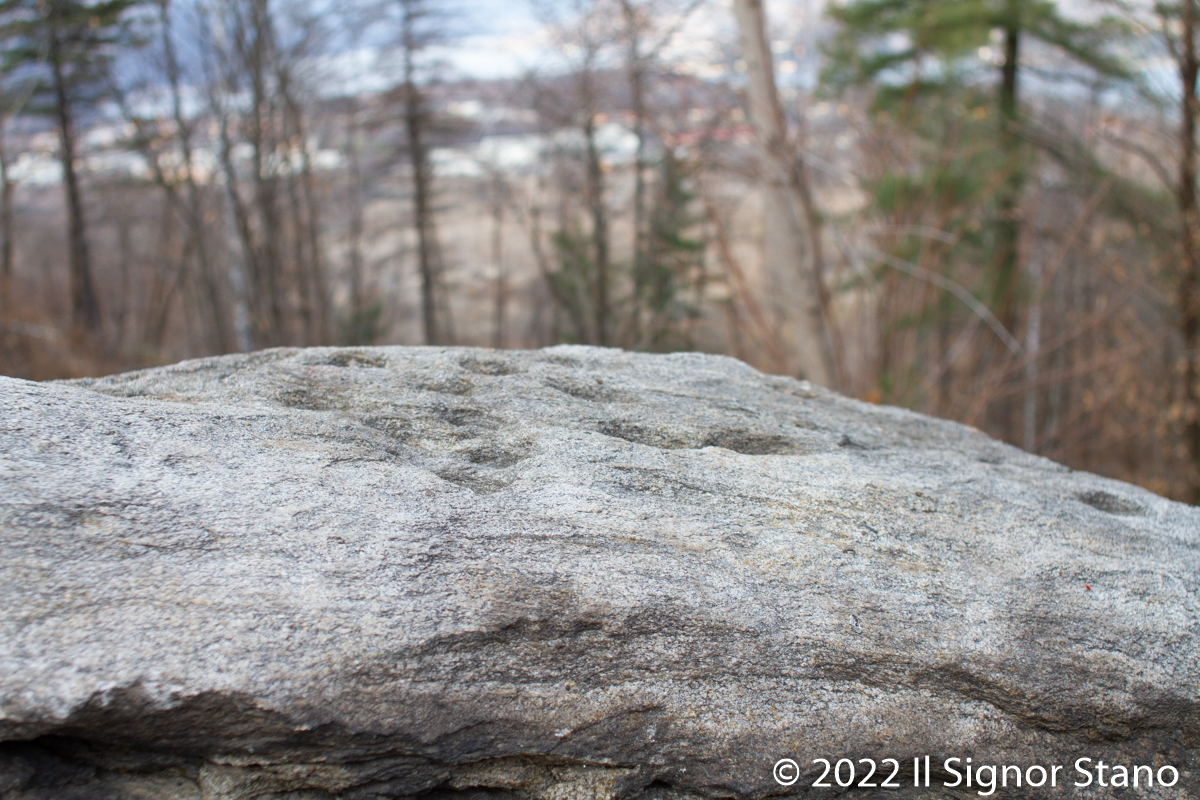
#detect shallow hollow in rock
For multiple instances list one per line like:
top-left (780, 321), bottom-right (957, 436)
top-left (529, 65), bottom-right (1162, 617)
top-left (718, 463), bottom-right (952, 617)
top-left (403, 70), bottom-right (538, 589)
top-left (0, 345), bottom-right (1197, 800)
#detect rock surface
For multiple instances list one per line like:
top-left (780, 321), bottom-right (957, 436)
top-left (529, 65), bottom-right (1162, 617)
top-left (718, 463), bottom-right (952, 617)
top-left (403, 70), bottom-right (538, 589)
top-left (0, 345), bottom-right (1197, 800)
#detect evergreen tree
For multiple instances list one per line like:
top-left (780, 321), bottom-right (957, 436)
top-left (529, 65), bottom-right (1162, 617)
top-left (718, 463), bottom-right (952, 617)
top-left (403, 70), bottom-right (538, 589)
top-left (1, 0), bottom-right (145, 334)
top-left (632, 150), bottom-right (705, 351)
top-left (825, 0), bottom-right (1129, 330)
top-left (823, 0), bottom-right (1130, 426)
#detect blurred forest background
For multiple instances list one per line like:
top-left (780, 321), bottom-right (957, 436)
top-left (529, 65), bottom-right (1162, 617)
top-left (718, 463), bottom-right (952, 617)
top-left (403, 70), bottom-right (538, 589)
top-left (0, 0), bottom-right (1196, 504)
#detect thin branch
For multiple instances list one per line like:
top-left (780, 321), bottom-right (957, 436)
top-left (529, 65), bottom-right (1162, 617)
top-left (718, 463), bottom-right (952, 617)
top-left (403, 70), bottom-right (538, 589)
top-left (644, 0), bottom-right (708, 61)
top-left (1099, 129), bottom-right (1175, 189)
top-left (869, 223), bottom-right (960, 244)
top-left (840, 233), bottom-right (1024, 354)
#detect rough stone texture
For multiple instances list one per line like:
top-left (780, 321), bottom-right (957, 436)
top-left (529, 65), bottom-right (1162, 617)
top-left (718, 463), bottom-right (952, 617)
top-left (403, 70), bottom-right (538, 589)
top-left (0, 345), bottom-right (1197, 800)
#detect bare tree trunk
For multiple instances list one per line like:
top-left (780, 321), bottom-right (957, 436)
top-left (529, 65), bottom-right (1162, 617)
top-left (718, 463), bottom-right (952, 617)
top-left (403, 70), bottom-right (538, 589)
top-left (277, 63), bottom-right (330, 346)
top-left (49, 2), bottom-right (101, 335)
top-left (216, 98), bottom-right (258, 352)
top-left (298, 147), bottom-right (330, 345)
top-left (202, 0), bottom-right (255, 354)
top-left (582, 88), bottom-right (610, 347)
top-left (731, 0), bottom-right (836, 387)
top-left (346, 102), bottom-right (367, 324)
top-left (490, 172), bottom-right (507, 349)
top-left (995, 15), bottom-right (1023, 331)
top-left (621, 0), bottom-right (648, 345)
top-left (402, 0), bottom-right (443, 346)
top-left (0, 114), bottom-right (12, 329)
top-left (406, 88), bottom-right (438, 346)
top-left (150, 205), bottom-right (187, 347)
top-left (0, 117), bottom-right (13, 282)
top-left (1023, 256), bottom-right (1042, 452)
top-left (115, 216), bottom-right (133, 349)
top-left (161, 0), bottom-right (231, 353)
top-left (285, 169), bottom-right (316, 344)
top-left (276, 86), bottom-right (313, 346)
top-left (221, 172), bottom-right (254, 353)
top-left (1180, 0), bottom-right (1200, 503)
top-left (244, 0), bottom-right (285, 345)
top-left (987, 8), bottom-right (1026, 442)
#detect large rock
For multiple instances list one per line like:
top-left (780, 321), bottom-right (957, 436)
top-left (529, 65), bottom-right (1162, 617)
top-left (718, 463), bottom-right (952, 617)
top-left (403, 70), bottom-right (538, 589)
top-left (0, 346), bottom-right (1197, 800)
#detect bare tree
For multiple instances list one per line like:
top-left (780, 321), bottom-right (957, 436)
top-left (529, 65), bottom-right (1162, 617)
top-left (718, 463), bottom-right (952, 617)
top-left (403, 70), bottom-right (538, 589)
top-left (396, 0), bottom-right (449, 345)
top-left (528, 0), bottom-right (615, 346)
top-left (193, 0), bottom-right (334, 349)
top-left (116, 0), bottom-right (233, 352)
top-left (621, 0), bottom-right (649, 333)
top-left (161, 0), bottom-right (232, 352)
top-left (732, 0), bottom-right (837, 388)
top-left (579, 40), bottom-right (611, 346)
top-left (487, 170), bottom-right (509, 348)
top-left (617, 0), bottom-right (703, 347)
top-left (0, 108), bottom-right (14, 283)
top-left (344, 98), bottom-right (370, 337)
top-left (1168, 0), bottom-right (1200, 502)
top-left (7, 0), bottom-right (133, 334)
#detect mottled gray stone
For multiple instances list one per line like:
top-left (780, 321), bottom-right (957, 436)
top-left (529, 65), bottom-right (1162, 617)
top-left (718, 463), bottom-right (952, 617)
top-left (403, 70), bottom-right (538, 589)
top-left (0, 346), bottom-right (1197, 800)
